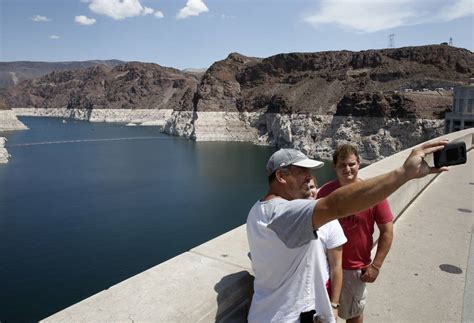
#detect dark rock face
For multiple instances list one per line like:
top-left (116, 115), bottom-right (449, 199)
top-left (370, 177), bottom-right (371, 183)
top-left (195, 53), bottom-right (261, 113)
top-left (335, 91), bottom-right (452, 119)
top-left (2, 45), bottom-right (472, 119)
top-left (4, 62), bottom-right (200, 111)
top-left (195, 45), bottom-right (473, 118)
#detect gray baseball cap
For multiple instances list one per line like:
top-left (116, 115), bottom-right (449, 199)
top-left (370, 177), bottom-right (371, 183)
top-left (266, 148), bottom-right (324, 174)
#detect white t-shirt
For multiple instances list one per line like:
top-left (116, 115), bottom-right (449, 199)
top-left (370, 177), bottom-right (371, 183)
top-left (318, 220), bottom-right (347, 282)
top-left (246, 198), bottom-right (335, 323)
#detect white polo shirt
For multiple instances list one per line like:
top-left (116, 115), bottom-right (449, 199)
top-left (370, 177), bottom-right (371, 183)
top-left (246, 198), bottom-right (335, 323)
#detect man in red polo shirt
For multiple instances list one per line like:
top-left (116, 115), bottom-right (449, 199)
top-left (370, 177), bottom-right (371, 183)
top-left (317, 144), bottom-right (394, 323)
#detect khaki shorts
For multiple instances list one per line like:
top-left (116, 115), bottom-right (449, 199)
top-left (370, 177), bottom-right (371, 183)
top-left (339, 269), bottom-right (368, 320)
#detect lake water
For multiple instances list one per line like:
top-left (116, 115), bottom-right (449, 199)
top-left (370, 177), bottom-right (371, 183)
top-left (0, 117), bottom-right (335, 322)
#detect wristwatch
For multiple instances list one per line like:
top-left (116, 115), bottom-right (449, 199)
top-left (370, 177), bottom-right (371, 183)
top-left (331, 302), bottom-right (340, 309)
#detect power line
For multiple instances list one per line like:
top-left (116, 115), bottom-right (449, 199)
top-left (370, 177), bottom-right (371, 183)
top-left (388, 33), bottom-right (395, 48)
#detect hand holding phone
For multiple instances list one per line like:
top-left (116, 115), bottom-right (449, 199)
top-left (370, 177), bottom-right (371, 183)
top-left (433, 141), bottom-right (467, 168)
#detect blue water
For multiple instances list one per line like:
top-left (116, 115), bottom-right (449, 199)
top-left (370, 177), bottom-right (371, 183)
top-left (0, 117), bottom-right (335, 322)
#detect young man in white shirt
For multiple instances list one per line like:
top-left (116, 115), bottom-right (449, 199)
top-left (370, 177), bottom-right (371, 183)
top-left (308, 176), bottom-right (346, 320)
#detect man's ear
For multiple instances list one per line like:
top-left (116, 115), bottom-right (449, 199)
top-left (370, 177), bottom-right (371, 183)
top-left (275, 170), bottom-right (287, 184)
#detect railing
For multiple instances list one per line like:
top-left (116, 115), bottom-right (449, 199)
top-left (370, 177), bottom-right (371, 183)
top-left (43, 128), bottom-right (474, 322)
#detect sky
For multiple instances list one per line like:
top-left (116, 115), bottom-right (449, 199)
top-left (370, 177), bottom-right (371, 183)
top-left (0, 0), bottom-right (473, 70)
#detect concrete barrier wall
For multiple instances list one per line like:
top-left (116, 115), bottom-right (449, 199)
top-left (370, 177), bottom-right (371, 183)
top-left (360, 128), bottom-right (473, 223)
top-left (43, 128), bottom-right (474, 322)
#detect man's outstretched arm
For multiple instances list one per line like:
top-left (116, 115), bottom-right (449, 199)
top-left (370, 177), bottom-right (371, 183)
top-left (312, 140), bottom-right (449, 229)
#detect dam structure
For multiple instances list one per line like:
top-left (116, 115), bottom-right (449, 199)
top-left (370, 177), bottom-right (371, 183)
top-left (43, 128), bottom-right (474, 322)
top-left (446, 78), bottom-right (474, 133)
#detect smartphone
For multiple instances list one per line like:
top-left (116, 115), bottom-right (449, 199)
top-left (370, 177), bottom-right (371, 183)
top-left (433, 141), bottom-right (467, 168)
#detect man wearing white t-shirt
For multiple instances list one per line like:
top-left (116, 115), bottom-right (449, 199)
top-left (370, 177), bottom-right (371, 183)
top-left (246, 141), bottom-right (449, 323)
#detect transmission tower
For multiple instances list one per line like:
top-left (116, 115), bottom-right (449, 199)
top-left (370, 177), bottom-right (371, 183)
top-left (449, 37), bottom-right (453, 46)
top-left (389, 33), bottom-right (395, 48)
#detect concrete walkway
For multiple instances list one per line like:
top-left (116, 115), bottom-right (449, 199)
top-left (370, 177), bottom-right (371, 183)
top-left (365, 150), bottom-right (474, 322)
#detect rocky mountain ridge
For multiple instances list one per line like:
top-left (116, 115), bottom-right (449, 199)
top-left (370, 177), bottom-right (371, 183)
top-left (166, 45), bottom-right (472, 161)
top-left (2, 45), bottom-right (474, 162)
top-left (4, 45), bottom-right (472, 117)
top-left (0, 60), bottom-right (125, 88)
top-left (195, 45), bottom-right (472, 117)
top-left (4, 62), bottom-right (200, 112)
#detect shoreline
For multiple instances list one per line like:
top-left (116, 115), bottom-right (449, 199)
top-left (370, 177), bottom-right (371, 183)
top-left (10, 108), bottom-right (445, 163)
top-left (0, 137), bottom-right (10, 163)
top-left (13, 108), bottom-right (173, 125)
top-left (0, 110), bottom-right (28, 163)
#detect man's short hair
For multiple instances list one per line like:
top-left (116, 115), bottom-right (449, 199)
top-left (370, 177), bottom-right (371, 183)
top-left (268, 166), bottom-right (291, 184)
top-left (333, 144), bottom-right (360, 165)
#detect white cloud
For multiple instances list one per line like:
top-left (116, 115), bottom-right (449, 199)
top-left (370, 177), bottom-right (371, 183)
top-left (32, 15), bottom-right (51, 22)
top-left (143, 7), bottom-right (154, 15)
top-left (436, 0), bottom-right (474, 21)
top-left (88, 0), bottom-right (157, 20)
top-left (177, 0), bottom-right (209, 19)
top-left (75, 15), bottom-right (97, 25)
top-left (49, 35), bottom-right (60, 39)
top-left (154, 11), bottom-right (164, 18)
top-left (303, 0), bottom-right (474, 33)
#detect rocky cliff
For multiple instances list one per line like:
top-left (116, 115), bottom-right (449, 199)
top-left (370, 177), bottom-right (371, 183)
top-left (0, 101), bottom-right (27, 162)
top-left (165, 45), bottom-right (472, 161)
top-left (0, 137), bottom-right (9, 163)
top-left (4, 45), bottom-right (474, 161)
top-left (0, 100), bottom-right (28, 132)
top-left (4, 62), bottom-right (200, 112)
top-left (194, 45), bottom-right (471, 115)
